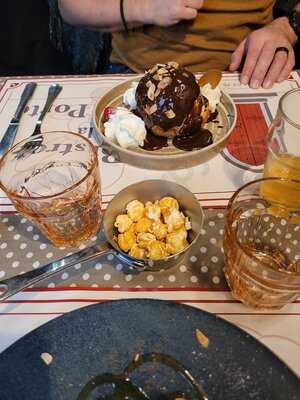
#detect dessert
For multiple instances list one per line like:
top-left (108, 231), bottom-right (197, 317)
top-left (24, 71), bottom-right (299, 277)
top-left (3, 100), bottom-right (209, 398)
top-left (102, 62), bottom-right (222, 152)
top-left (113, 196), bottom-right (191, 260)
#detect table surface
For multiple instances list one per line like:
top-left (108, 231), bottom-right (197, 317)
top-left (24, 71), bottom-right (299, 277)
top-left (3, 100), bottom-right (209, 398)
top-left (0, 72), bottom-right (299, 382)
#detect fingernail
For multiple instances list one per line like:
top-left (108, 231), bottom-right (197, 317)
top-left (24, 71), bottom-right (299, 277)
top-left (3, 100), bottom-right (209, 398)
top-left (250, 80), bottom-right (259, 89)
top-left (240, 76), bottom-right (249, 85)
top-left (263, 80), bottom-right (272, 89)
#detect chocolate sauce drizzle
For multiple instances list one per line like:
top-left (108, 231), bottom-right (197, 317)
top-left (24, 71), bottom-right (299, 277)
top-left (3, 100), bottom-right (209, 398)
top-left (77, 352), bottom-right (208, 400)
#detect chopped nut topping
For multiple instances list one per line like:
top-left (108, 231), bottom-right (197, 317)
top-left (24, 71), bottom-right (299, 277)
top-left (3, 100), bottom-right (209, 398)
top-left (196, 329), bottom-right (209, 348)
top-left (165, 109), bottom-right (176, 119)
top-left (153, 74), bottom-right (163, 81)
top-left (157, 67), bottom-right (168, 75)
top-left (158, 77), bottom-right (172, 90)
top-left (146, 80), bottom-right (152, 88)
top-left (148, 104), bottom-right (158, 114)
top-left (147, 83), bottom-right (156, 101)
top-left (168, 61), bottom-right (179, 68)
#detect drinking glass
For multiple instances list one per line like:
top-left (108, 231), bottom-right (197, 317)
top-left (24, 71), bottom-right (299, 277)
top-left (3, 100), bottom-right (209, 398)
top-left (223, 177), bottom-right (300, 309)
top-left (0, 131), bottom-right (102, 247)
top-left (264, 88), bottom-right (300, 183)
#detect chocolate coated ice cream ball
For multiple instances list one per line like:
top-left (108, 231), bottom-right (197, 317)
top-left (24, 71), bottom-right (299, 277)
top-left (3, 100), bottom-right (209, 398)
top-left (135, 62), bottom-right (202, 138)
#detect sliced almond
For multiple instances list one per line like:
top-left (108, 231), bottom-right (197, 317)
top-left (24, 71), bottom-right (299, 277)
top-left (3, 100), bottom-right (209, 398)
top-left (168, 61), bottom-right (179, 68)
top-left (146, 80), bottom-right (152, 88)
top-left (148, 104), bottom-right (158, 114)
top-left (153, 74), bottom-right (162, 81)
top-left (157, 67), bottom-right (169, 75)
top-left (158, 77), bottom-right (172, 90)
top-left (196, 329), bottom-right (209, 348)
top-left (147, 83), bottom-right (156, 101)
top-left (154, 88), bottom-right (161, 98)
top-left (165, 109), bottom-right (175, 119)
top-left (149, 65), bottom-right (158, 74)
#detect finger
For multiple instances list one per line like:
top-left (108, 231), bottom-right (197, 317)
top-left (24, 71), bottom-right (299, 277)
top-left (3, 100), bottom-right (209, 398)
top-left (239, 39), bottom-right (262, 86)
top-left (277, 49), bottom-right (295, 82)
top-left (249, 44), bottom-right (276, 88)
top-left (181, 7), bottom-right (198, 20)
top-left (229, 39), bottom-right (246, 72)
top-left (262, 51), bottom-right (288, 88)
top-left (184, 0), bottom-right (204, 9)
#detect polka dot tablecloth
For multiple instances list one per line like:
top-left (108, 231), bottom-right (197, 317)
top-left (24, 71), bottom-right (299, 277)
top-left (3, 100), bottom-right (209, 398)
top-left (0, 210), bottom-right (227, 290)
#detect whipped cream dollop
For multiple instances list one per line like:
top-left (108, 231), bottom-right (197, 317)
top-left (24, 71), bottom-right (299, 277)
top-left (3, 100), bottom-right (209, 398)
top-left (123, 82), bottom-right (138, 109)
top-left (104, 107), bottom-right (146, 149)
top-left (201, 83), bottom-right (222, 113)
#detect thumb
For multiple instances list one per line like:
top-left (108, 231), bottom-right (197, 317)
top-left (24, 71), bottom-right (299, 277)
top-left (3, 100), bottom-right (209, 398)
top-left (229, 39), bottom-right (246, 71)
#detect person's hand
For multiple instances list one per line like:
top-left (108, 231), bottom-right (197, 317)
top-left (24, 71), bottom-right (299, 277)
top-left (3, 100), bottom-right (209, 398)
top-left (229, 17), bottom-right (297, 89)
top-left (143, 0), bottom-right (204, 26)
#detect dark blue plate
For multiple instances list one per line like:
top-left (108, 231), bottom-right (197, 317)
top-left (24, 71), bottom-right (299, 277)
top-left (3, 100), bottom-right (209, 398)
top-left (0, 299), bottom-right (299, 399)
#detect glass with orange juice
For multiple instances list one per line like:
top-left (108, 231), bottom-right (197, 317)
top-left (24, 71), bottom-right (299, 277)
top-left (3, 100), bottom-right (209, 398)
top-left (263, 88), bottom-right (300, 209)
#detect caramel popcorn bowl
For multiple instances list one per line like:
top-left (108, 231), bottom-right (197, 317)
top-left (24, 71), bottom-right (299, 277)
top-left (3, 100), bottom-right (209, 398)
top-left (102, 179), bottom-right (204, 272)
top-left (93, 78), bottom-right (237, 171)
top-left (0, 180), bottom-right (204, 301)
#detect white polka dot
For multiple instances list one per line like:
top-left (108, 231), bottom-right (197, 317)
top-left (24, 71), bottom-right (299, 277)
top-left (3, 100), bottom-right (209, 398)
top-left (281, 219), bottom-right (287, 226)
top-left (78, 243), bottom-right (86, 250)
top-left (61, 272), bottom-right (69, 280)
top-left (12, 261), bottom-right (19, 268)
top-left (147, 275), bottom-right (154, 282)
top-left (293, 240), bottom-right (298, 246)
top-left (70, 283), bottom-right (77, 287)
top-left (200, 246), bottom-right (207, 254)
top-left (26, 226), bottom-right (33, 232)
top-left (40, 244), bottom-right (47, 250)
top-left (168, 275), bottom-right (176, 283)
top-left (46, 252), bottom-right (53, 259)
top-left (116, 264), bottom-right (123, 271)
top-left (276, 228), bottom-right (282, 235)
top-left (208, 221), bottom-right (215, 227)
top-left (135, 285), bottom-right (142, 289)
top-left (91, 284), bottom-right (98, 288)
top-left (82, 273), bottom-right (90, 281)
top-left (0, 271), bottom-right (5, 278)
top-left (263, 216), bottom-right (270, 222)
top-left (8, 225), bottom-right (15, 231)
top-left (286, 248), bottom-right (291, 253)
top-left (219, 229), bottom-right (224, 235)
top-left (270, 238), bottom-right (276, 244)
top-left (270, 223), bottom-right (275, 228)
top-left (13, 234), bottom-right (20, 240)
top-left (26, 252), bottom-right (33, 258)
top-left (285, 233), bottom-right (292, 239)
top-left (190, 275), bottom-right (198, 283)
top-left (20, 218), bottom-right (27, 223)
top-left (201, 266), bottom-right (208, 273)
top-left (210, 237), bottom-right (217, 244)
top-left (47, 282), bottom-right (55, 288)
top-left (33, 234), bottom-right (40, 241)
top-left (107, 254), bottom-right (114, 261)
top-left (211, 256), bottom-right (219, 263)
top-left (74, 263), bottom-right (82, 270)
top-left (2, 217), bottom-right (8, 223)
top-left (32, 261), bottom-right (40, 269)
top-left (104, 273), bottom-right (111, 281)
top-left (113, 284), bottom-right (120, 288)
top-left (20, 243), bottom-right (27, 249)
top-left (125, 274), bottom-right (132, 282)
top-left (6, 252), bottom-right (13, 259)
top-left (294, 226), bottom-right (300, 232)
top-left (95, 262), bottom-right (102, 270)
top-left (212, 276), bottom-right (220, 284)
top-left (0, 243), bottom-right (7, 249)
top-left (200, 229), bottom-right (206, 235)
top-left (180, 265), bottom-right (187, 272)
top-left (190, 256), bottom-right (197, 263)
top-left (217, 213), bottom-right (224, 218)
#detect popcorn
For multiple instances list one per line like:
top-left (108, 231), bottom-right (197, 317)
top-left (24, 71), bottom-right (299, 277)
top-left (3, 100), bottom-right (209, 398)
top-left (117, 229), bottom-right (136, 252)
top-left (150, 220), bottom-right (168, 240)
top-left (135, 217), bottom-right (153, 233)
top-left (145, 201), bottom-right (161, 221)
top-left (114, 196), bottom-right (190, 260)
top-left (129, 244), bottom-right (146, 259)
top-left (137, 232), bottom-right (156, 249)
top-left (166, 228), bottom-right (189, 254)
top-left (163, 208), bottom-right (185, 232)
top-left (147, 240), bottom-right (169, 260)
top-left (114, 214), bottom-right (133, 233)
top-left (159, 197), bottom-right (179, 215)
top-left (126, 200), bottom-right (145, 221)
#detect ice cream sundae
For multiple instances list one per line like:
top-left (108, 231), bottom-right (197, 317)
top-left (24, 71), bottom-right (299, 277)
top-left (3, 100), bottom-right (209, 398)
top-left (102, 62), bottom-right (222, 151)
